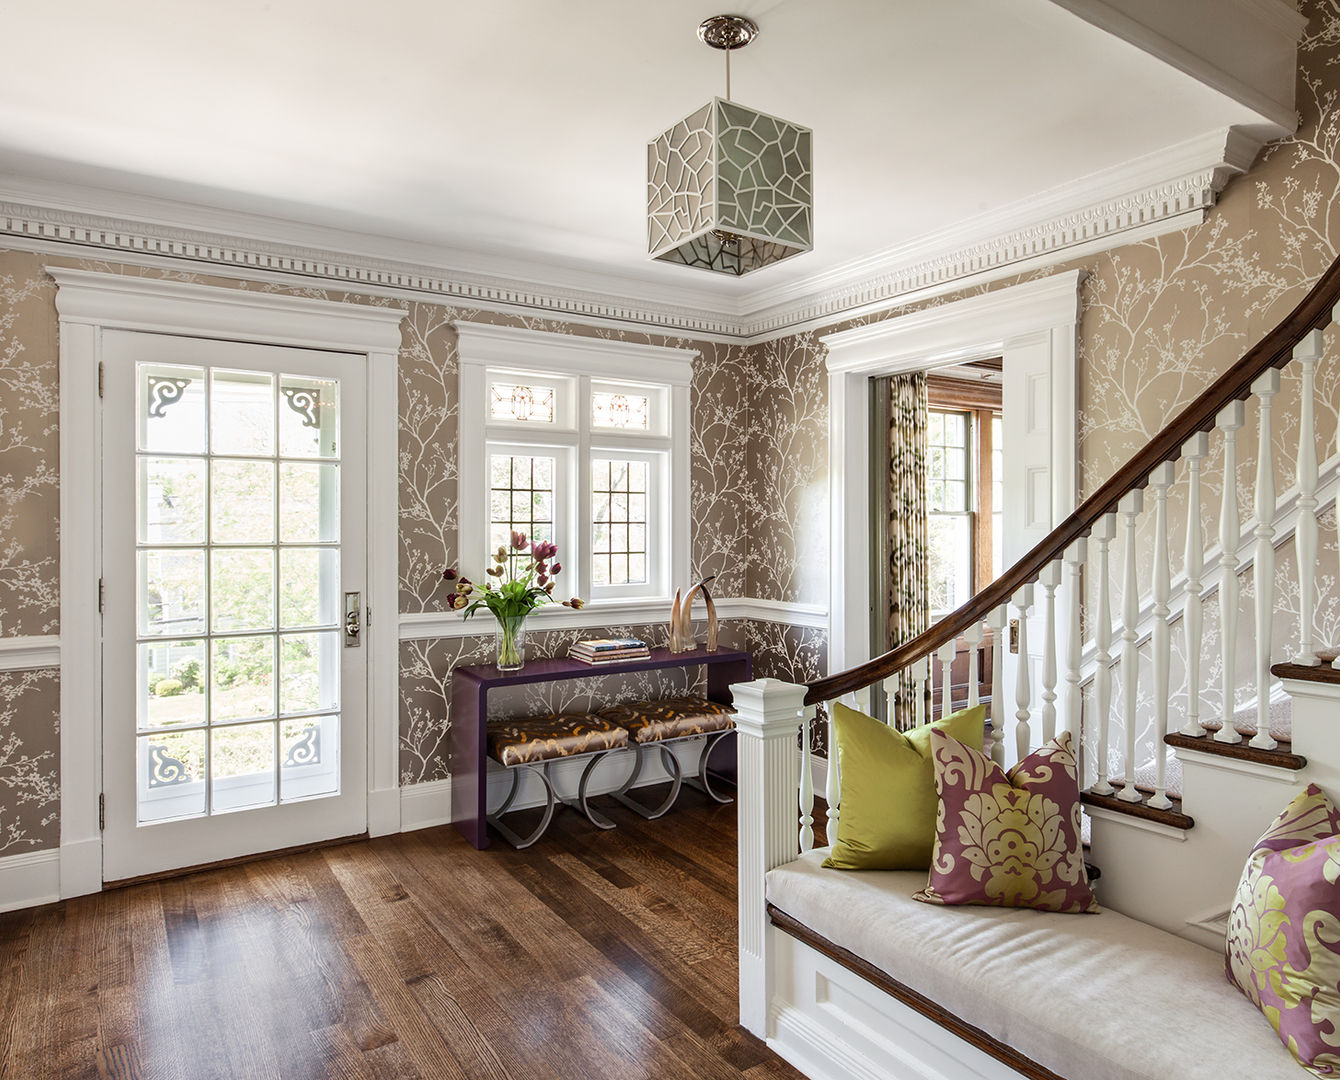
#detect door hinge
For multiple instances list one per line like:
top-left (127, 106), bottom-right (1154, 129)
top-left (98, 578), bottom-right (105, 614)
top-left (98, 361), bottom-right (104, 399)
top-left (366, 606), bottom-right (372, 628)
top-left (99, 793), bottom-right (105, 831)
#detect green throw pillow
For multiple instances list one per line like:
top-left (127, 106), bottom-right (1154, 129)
top-left (822, 701), bottom-right (986, 871)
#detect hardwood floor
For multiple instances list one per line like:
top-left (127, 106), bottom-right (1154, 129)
top-left (0, 788), bottom-right (808, 1080)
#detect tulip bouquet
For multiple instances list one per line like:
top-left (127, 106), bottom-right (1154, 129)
top-left (443, 531), bottom-right (583, 670)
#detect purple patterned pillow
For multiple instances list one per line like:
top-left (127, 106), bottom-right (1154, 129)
top-left (1226, 784), bottom-right (1340, 1075)
top-left (915, 730), bottom-right (1098, 914)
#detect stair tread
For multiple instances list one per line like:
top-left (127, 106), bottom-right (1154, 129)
top-left (1164, 731), bottom-right (1306, 769)
top-left (1273, 661), bottom-right (1340, 686)
top-left (1081, 784), bottom-right (1194, 831)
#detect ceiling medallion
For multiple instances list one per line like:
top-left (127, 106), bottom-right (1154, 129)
top-left (647, 14), bottom-right (813, 277)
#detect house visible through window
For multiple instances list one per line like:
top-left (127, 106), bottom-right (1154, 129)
top-left (926, 370), bottom-right (1002, 620)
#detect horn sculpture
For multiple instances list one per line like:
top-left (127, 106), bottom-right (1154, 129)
top-left (669, 575), bottom-right (718, 653)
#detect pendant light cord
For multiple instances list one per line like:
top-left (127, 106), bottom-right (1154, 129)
top-left (725, 45), bottom-right (731, 101)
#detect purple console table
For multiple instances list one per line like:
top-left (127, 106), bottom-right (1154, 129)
top-left (449, 646), bottom-right (752, 849)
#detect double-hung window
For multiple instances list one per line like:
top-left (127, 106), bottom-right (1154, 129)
top-left (456, 322), bottom-right (693, 617)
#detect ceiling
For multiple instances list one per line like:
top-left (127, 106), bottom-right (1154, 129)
top-left (0, 0), bottom-right (1295, 319)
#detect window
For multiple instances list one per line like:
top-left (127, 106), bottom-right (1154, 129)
top-left (456, 323), bottom-right (693, 613)
top-left (925, 375), bottom-right (1002, 619)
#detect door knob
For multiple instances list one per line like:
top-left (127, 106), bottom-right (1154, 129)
top-left (344, 591), bottom-right (362, 648)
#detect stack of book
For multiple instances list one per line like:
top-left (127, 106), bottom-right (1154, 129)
top-left (569, 637), bottom-right (651, 665)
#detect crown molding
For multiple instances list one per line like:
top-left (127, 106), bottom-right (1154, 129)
top-left (0, 124), bottom-right (1272, 344)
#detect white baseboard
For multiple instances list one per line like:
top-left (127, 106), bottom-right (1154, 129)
top-left (401, 778), bottom-right (453, 832)
top-left (59, 836), bottom-right (101, 899)
top-left (0, 848), bottom-right (60, 912)
top-left (368, 785), bottom-right (403, 836)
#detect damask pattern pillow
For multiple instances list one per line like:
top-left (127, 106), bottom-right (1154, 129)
top-left (1226, 783), bottom-right (1340, 1075)
top-left (915, 730), bottom-right (1098, 914)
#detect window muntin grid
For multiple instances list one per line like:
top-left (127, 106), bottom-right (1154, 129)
top-left (489, 453), bottom-right (555, 571)
top-left (927, 408), bottom-right (973, 617)
top-left (135, 362), bottom-right (342, 825)
top-left (592, 458), bottom-right (649, 586)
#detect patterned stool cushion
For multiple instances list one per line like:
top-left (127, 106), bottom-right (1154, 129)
top-left (487, 712), bottom-right (629, 766)
top-left (596, 696), bottom-right (735, 744)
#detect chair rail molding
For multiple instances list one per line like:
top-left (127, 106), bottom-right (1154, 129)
top-left (0, 635), bottom-right (60, 672)
top-left (53, 268), bottom-right (406, 900)
top-left (823, 271), bottom-right (1083, 675)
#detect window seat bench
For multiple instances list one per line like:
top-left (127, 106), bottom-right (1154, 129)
top-left (764, 848), bottom-right (1296, 1080)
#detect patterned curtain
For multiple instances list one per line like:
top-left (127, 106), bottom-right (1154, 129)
top-left (887, 373), bottom-right (929, 729)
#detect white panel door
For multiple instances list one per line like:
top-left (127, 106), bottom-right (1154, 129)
top-left (101, 331), bottom-right (368, 882)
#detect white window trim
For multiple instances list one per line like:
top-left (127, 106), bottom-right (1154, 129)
top-left (52, 267), bottom-right (406, 899)
top-left (456, 321), bottom-right (695, 627)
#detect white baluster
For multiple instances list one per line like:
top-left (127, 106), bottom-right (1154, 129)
top-left (1147, 461), bottom-right (1176, 811)
top-left (987, 605), bottom-right (1007, 765)
top-left (1064, 539), bottom-right (1086, 741)
top-left (938, 639), bottom-right (956, 719)
top-left (964, 621), bottom-right (984, 710)
top-left (1252, 370), bottom-right (1281, 751)
top-left (852, 684), bottom-right (872, 717)
top-left (1217, 402), bottom-right (1245, 743)
top-left (1179, 432), bottom-right (1210, 736)
top-left (1038, 563), bottom-right (1061, 743)
top-left (825, 704), bottom-right (841, 839)
top-left (1013, 584), bottom-right (1034, 762)
top-left (913, 656), bottom-right (929, 728)
top-left (1090, 514), bottom-right (1116, 794)
top-left (880, 675), bottom-right (896, 723)
top-left (1118, 489), bottom-right (1144, 803)
top-left (1295, 330), bottom-right (1324, 666)
top-left (799, 704), bottom-right (815, 852)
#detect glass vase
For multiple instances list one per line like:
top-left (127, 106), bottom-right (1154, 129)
top-left (495, 615), bottom-right (527, 672)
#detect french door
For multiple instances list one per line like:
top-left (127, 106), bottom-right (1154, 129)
top-left (100, 331), bottom-right (369, 882)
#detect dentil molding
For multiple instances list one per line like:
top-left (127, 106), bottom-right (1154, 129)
top-left (0, 127), bottom-right (1267, 342)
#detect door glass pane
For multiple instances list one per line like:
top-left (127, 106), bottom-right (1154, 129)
top-left (210, 549), bottom-right (275, 633)
top-left (211, 370), bottom-right (275, 456)
top-left (138, 729), bottom-right (207, 823)
top-left (280, 375), bottom-right (340, 459)
top-left (279, 463), bottom-right (339, 543)
top-left (279, 549), bottom-right (340, 628)
top-left (211, 722), bottom-right (277, 813)
top-left (134, 357), bottom-right (344, 829)
top-left (211, 636), bottom-right (276, 722)
top-left (279, 632), bottom-right (340, 715)
top-left (281, 716), bottom-right (339, 802)
top-left (210, 460), bottom-right (276, 544)
top-left (139, 365), bottom-right (206, 454)
top-left (139, 640), bottom-right (206, 730)
top-left (139, 457), bottom-right (206, 544)
top-left (139, 549), bottom-right (206, 637)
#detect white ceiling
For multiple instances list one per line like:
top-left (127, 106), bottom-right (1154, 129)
top-left (0, 0), bottom-right (1292, 314)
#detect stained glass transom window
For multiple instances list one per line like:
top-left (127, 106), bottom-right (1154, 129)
top-left (592, 458), bottom-right (648, 586)
top-left (592, 392), bottom-right (650, 431)
top-left (489, 383), bottom-right (555, 424)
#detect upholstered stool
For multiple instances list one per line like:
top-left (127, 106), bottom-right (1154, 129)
top-left (486, 712), bottom-right (629, 848)
top-left (594, 696), bottom-right (736, 818)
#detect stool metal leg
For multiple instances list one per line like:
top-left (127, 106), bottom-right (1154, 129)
top-left (549, 751), bottom-right (619, 830)
top-left (486, 763), bottom-right (559, 849)
top-left (682, 729), bottom-right (735, 804)
top-left (609, 741), bottom-right (683, 819)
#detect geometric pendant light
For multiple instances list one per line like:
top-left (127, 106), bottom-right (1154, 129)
top-left (647, 15), bottom-right (813, 276)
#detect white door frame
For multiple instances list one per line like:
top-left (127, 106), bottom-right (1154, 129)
top-left (821, 270), bottom-right (1084, 676)
top-left (53, 268), bottom-right (405, 898)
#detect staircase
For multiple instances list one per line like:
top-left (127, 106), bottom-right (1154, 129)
top-left (802, 253), bottom-right (1340, 945)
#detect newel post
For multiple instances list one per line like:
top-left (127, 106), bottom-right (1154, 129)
top-left (733, 677), bottom-right (806, 1037)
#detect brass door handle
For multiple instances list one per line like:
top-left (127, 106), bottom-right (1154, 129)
top-left (344, 591), bottom-right (362, 648)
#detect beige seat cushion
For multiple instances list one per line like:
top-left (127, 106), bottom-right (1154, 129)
top-left (487, 712), bottom-right (628, 766)
top-left (595, 696), bottom-right (734, 743)
top-left (766, 848), bottom-right (1298, 1080)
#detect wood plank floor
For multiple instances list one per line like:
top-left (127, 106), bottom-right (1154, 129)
top-left (0, 788), bottom-right (810, 1080)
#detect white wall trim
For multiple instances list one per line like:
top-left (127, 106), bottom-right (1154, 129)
top-left (397, 596), bottom-right (829, 640)
top-left (0, 120), bottom-right (1272, 343)
top-left (0, 635), bottom-right (60, 671)
top-left (822, 271), bottom-right (1083, 675)
top-left (54, 268), bottom-right (406, 894)
top-left (0, 848), bottom-right (60, 913)
top-left (400, 778), bottom-right (453, 833)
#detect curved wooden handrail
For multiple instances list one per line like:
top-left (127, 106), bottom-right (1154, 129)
top-left (806, 254), bottom-right (1340, 706)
